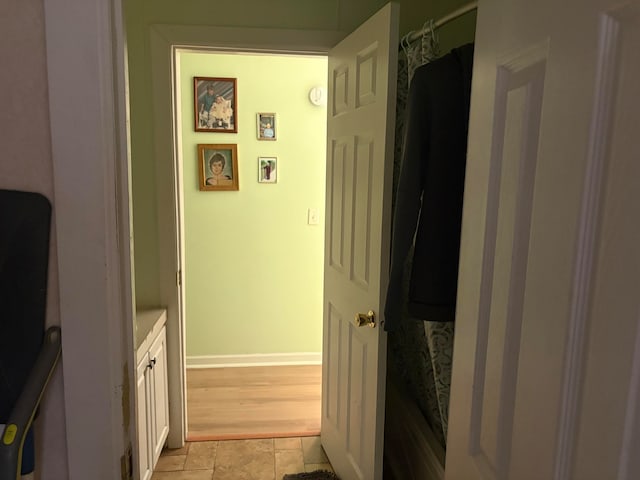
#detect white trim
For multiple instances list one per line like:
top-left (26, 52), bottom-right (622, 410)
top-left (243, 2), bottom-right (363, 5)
top-left (43, 0), bottom-right (134, 478)
top-left (553, 12), bottom-right (620, 480)
top-left (618, 307), bottom-right (640, 480)
top-left (187, 352), bottom-right (323, 369)
top-left (149, 26), bottom-right (187, 450)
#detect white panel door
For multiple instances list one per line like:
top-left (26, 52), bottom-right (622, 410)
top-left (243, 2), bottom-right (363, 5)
top-left (446, 0), bottom-right (640, 479)
top-left (321, 3), bottom-right (399, 480)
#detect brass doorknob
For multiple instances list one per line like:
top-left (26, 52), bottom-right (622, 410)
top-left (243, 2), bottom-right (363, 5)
top-left (354, 310), bottom-right (376, 328)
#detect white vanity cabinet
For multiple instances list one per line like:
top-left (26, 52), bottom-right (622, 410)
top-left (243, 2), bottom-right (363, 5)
top-left (136, 309), bottom-right (169, 480)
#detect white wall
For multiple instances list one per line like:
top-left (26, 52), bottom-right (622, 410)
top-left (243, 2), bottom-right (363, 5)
top-left (0, 1), bottom-right (68, 478)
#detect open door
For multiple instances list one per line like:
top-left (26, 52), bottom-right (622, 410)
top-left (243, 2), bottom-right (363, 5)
top-left (447, 0), bottom-right (640, 478)
top-left (321, 3), bottom-right (399, 480)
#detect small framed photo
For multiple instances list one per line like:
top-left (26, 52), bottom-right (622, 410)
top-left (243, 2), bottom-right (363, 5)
top-left (257, 113), bottom-right (277, 140)
top-left (258, 157), bottom-right (277, 183)
top-left (194, 77), bottom-right (237, 133)
top-left (198, 144), bottom-right (239, 191)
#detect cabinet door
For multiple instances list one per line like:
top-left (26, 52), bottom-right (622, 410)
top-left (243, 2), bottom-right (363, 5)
top-left (149, 326), bottom-right (170, 465)
top-left (136, 357), bottom-right (152, 480)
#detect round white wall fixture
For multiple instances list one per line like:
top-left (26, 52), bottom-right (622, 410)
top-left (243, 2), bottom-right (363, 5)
top-left (309, 86), bottom-right (327, 106)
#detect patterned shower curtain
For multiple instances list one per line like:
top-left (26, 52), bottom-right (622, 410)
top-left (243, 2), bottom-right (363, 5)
top-left (387, 22), bottom-right (456, 450)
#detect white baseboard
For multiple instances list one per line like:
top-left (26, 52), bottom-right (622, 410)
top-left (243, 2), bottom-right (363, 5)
top-left (186, 352), bottom-right (322, 369)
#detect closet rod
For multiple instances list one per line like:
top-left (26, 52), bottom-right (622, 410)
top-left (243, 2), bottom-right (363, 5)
top-left (403, 1), bottom-right (478, 45)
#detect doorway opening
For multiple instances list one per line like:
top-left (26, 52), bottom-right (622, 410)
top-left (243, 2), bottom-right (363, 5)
top-left (142, 14), bottom-right (396, 478)
top-left (172, 48), bottom-right (329, 441)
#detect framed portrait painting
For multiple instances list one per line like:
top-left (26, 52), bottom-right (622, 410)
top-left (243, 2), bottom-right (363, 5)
top-left (258, 157), bottom-right (277, 183)
top-left (257, 113), bottom-right (276, 140)
top-left (198, 144), bottom-right (239, 191)
top-left (194, 77), bottom-right (238, 133)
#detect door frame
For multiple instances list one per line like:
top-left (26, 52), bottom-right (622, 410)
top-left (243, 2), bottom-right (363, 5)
top-left (44, 0), bottom-right (135, 477)
top-left (150, 24), bottom-right (343, 446)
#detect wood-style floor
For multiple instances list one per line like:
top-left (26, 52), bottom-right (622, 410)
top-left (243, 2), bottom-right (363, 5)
top-left (186, 365), bottom-right (321, 441)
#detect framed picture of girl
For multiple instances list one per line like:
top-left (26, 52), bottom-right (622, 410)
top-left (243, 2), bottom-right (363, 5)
top-left (194, 77), bottom-right (238, 133)
top-left (197, 144), bottom-right (239, 191)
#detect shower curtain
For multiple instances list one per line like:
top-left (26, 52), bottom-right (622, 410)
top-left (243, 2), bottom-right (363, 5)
top-left (387, 24), bottom-right (456, 449)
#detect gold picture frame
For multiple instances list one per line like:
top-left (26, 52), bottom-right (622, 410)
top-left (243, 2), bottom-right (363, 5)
top-left (197, 144), bottom-right (239, 191)
top-left (256, 112), bottom-right (276, 140)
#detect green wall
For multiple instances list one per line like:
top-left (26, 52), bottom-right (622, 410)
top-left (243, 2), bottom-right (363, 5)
top-left (180, 52), bottom-right (327, 356)
top-left (125, 0), bottom-right (476, 310)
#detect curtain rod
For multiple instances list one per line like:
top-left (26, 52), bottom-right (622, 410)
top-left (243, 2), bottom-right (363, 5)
top-left (402, 1), bottom-right (478, 45)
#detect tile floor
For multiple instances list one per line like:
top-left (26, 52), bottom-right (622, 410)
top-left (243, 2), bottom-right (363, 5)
top-left (152, 436), bottom-right (333, 480)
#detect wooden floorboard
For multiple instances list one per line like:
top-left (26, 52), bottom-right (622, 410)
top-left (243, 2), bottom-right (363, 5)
top-left (187, 365), bottom-right (321, 441)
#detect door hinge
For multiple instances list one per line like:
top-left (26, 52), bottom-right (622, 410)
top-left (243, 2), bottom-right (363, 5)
top-left (176, 269), bottom-right (182, 287)
top-left (121, 444), bottom-right (133, 480)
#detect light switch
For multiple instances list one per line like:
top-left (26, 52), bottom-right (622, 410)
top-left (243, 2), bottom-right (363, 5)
top-left (308, 208), bottom-right (319, 225)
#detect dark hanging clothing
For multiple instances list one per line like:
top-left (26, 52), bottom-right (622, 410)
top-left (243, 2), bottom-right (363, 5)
top-left (384, 43), bottom-right (474, 331)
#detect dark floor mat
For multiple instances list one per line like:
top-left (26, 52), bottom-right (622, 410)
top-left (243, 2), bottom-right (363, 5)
top-left (283, 470), bottom-right (340, 480)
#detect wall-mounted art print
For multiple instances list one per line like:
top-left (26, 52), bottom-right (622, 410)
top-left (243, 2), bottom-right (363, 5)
top-left (257, 113), bottom-right (276, 140)
top-left (195, 77), bottom-right (237, 132)
top-left (198, 144), bottom-right (239, 191)
top-left (258, 157), bottom-right (277, 183)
